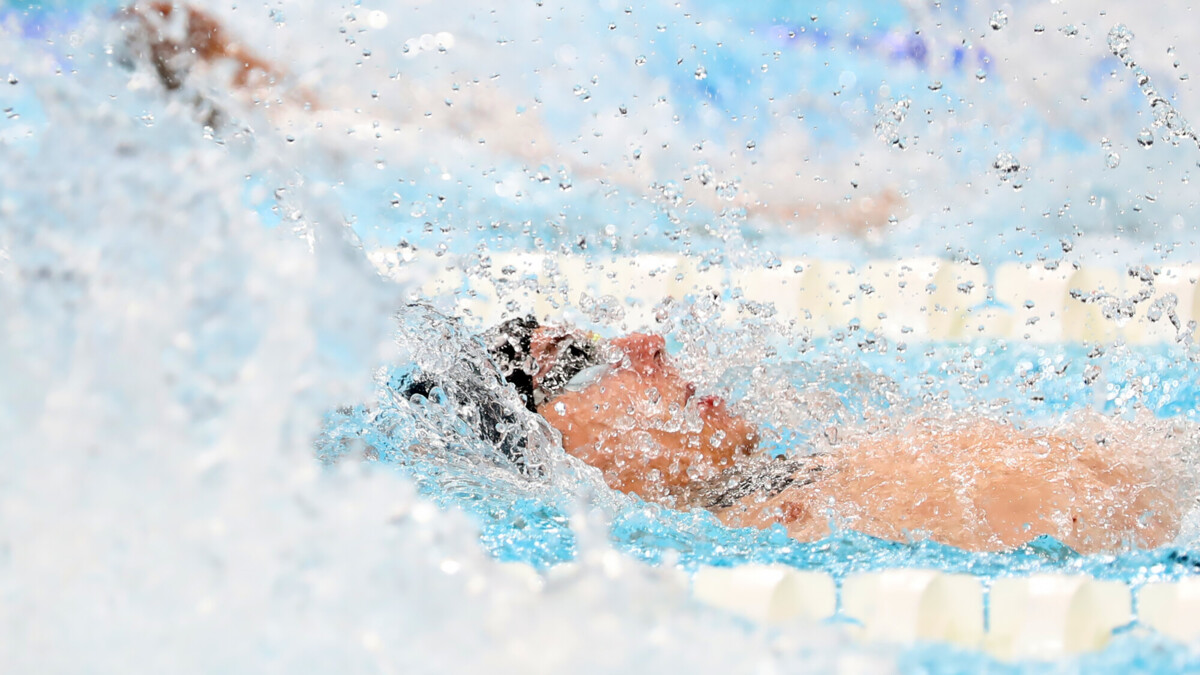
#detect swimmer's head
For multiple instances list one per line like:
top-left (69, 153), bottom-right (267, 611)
top-left (487, 317), bottom-right (758, 500)
top-left (486, 317), bottom-right (615, 410)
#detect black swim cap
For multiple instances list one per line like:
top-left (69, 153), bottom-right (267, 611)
top-left (484, 315), bottom-right (540, 412)
top-left (484, 316), bottom-right (606, 411)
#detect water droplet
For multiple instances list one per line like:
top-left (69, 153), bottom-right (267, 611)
top-left (745, 140), bottom-right (756, 151)
top-left (927, 81), bottom-right (943, 91)
top-left (634, 55), bottom-right (646, 66)
top-left (715, 181), bottom-right (740, 201)
top-left (975, 69), bottom-right (987, 82)
top-left (6, 74), bottom-right (16, 85)
top-left (694, 66), bottom-right (707, 80)
top-left (579, 292), bottom-right (625, 324)
top-left (874, 97), bottom-right (911, 148)
top-left (1033, 24), bottom-right (1045, 33)
top-left (1060, 25), bottom-right (1079, 37)
top-left (1137, 128), bottom-right (1154, 147)
top-left (1107, 25), bottom-right (1134, 58)
top-left (989, 10), bottom-right (1008, 30)
top-left (1106, 152), bottom-right (1121, 168)
top-left (992, 152), bottom-right (1021, 178)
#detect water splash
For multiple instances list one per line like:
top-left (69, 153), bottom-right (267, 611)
top-left (6, 2), bottom-right (1200, 672)
top-left (1108, 24), bottom-right (1200, 149)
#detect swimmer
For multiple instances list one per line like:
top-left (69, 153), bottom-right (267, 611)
top-left (116, 2), bottom-right (313, 127)
top-left (118, 2), bottom-right (277, 92)
top-left (482, 316), bottom-right (1186, 555)
top-left (115, 2), bottom-right (905, 238)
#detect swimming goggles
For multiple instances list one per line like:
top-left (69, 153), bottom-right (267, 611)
top-left (484, 316), bottom-right (614, 410)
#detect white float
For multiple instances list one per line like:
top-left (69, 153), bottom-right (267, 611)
top-left (841, 569), bottom-right (984, 647)
top-left (857, 257), bottom-right (941, 339)
top-left (1137, 577), bottom-right (1200, 643)
top-left (993, 262), bottom-right (1075, 342)
top-left (986, 574), bottom-right (1131, 660)
top-left (389, 252), bottom-right (1197, 342)
top-left (1060, 266), bottom-right (1125, 343)
top-left (690, 564), bottom-right (837, 624)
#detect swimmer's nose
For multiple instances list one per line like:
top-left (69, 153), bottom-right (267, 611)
top-left (611, 333), bottom-right (667, 374)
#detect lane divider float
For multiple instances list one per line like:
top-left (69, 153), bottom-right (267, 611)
top-left (373, 251), bottom-right (1199, 344)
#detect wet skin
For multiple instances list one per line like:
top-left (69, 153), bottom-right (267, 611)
top-left (533, 329), bottom-right (758, 503)
top-left (534, 328), bottom-right (1183, 554)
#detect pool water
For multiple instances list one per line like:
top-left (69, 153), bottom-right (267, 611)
top-left (4, 0), bottom-right (1200, 672)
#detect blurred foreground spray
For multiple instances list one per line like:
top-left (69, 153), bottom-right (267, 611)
top-left (0, 17), bottom-right (853, 675)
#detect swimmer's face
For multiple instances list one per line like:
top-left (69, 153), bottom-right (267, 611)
top-left (531, 328), bottom-right (757, 502)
